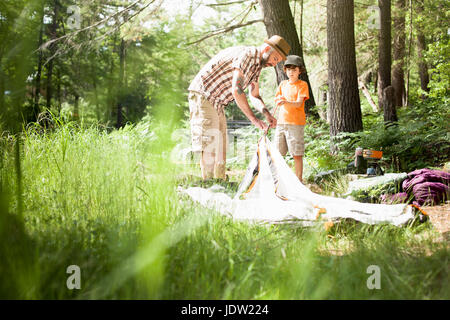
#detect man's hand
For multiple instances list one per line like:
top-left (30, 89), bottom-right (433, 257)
top-left (262, 108), bottom-right (277, 128)
top-left (232, 73), bottom-right (272, 133)
top-left (251, 118), bottom-right (269, 132)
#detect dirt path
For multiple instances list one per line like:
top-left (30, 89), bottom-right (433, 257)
top-left (422, 202), bottom-right (450, 240)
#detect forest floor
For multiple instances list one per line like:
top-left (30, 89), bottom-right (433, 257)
top-left (3, 125), bottom-right (448, 299)
top-left (423, 202), bottom-right (450, 238)
top-left (225, 167), bottom-right (450, 242)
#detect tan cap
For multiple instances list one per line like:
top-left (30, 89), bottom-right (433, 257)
top-left (264, 35), bottom-right (290, 60)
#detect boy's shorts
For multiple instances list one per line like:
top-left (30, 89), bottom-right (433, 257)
top-left (188, 91), bottom-right (227, 153)
top-left (274, 124), bottom-right (305, 157)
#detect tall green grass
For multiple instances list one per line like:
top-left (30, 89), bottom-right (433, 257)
top-left (0, 120), bottom-right (448, 299)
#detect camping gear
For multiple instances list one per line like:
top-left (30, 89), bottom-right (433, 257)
top-left (354, 147), bottom-right (363, 165)
top-left (348, 147), bottom-right (384, 176)
top-left (353, 147), bottom-right (367, 174)
top-left (182, 136), bottom-right (424, 227)
top-left (363, 149), bottom-right (383, 160)
top-left (381, 168), bottom-right (450, 206)
top-left (363, 149), bottom-right (384, 176)
top-left (345, 173), bottom-right (407, 198)
top-left (402, 168), bottom-right (450, 206)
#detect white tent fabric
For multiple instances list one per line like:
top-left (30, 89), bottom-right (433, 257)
top-left (182, 136), bottom-right (416, 227)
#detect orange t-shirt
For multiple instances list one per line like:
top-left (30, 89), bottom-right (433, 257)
top-left (274, 79), bottom-right (309, 125)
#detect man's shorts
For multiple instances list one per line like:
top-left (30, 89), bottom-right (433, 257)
top-left (274, 124), bottom-right (305, 157)
top-left (188, 91), bottom-right (227, 153)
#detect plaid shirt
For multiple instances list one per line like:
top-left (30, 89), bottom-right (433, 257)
top-left (188, 46), bottom-right (263, 114)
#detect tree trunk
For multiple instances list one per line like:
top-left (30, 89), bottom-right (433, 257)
top-left (116, 38), bottom-right (126, 129)
top-left (416, 0), bottom-right (429, 96)
top-left (392, 0), bottom-right (406, 107)
top-left (56, 66), bottom-right (61, 112)
top-left (417, 33), bottom-right (429, 93)
top-left (378, 0), bottom-right (392, 106)
top-left (46, 57), bottom-right (54, 109)
top-left (405, 0), bottom-right (413, 106)
top-left (46, 0), bottom-right (59, 109)
top-left (299, 0), bottom-right (303, 50)
top-left (107, 43), bottom-right (116, 124)
top-left (34, 15), bottom-right (44, 120)
top-left (0, 41), bottom-right (3, 115)
top-left (382, 85), bottom-right (397, 124)
top-left (373, 71), bottom-right (378, 95)
top-left (327, 0), bottom-right (362, 136)
top-left (73, 94), bottom-right (79, 120)
top-left (359, 80), bottom-right (378, 113)
top-left (258, 0), bottom-right (316, 116)
top-left (0, 60), bottom-right (4, 115)
top-left (378, 0), bottom-right (397, 124)
top-left (93, 75), bottom-right (100, 121)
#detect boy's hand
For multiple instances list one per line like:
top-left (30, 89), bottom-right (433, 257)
top-left (276, 97), bottom-right (287, 106)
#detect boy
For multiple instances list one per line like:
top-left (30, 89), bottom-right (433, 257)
top-left (273, 55), bottom-right (309, 183)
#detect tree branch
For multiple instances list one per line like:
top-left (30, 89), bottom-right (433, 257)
top-left (39, 0), bottom-right (159, 51)
top-left (224, 0), bottom-right (257, 27)
top-left (40, 0), bottom-right (161, 64)
top-left (206, 0), bottom-right (252, 7)
top-left (185, 19), bottom-right (263, 46)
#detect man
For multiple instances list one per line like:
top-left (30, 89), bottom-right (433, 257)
top-left (188, 35), bottom-right (291, 180)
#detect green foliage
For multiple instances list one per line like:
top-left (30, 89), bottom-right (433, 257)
top-left (303, 117), bottom-right (352, 180)
top-left (303, 97), bottom-right (449, 176)
top-left (1, 0), bottom-right (449, 301)
top-left (426, 37), bottom-right (450, 99)
top-left (0, 0), bottom-right (197, 130)
top-left (355, 100), bottom-right (449, 172)
top-left (1, 118), bottom-right (449, 299)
